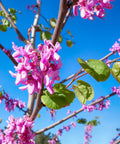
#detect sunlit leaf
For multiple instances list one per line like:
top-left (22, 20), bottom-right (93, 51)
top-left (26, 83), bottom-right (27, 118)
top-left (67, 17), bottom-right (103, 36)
top-left (57, 35), bottom-right (63, 43)
top-left (2, 19), bottom-right (11, 27)
top-left (50, 18), bottom-right (56, 28)
top-left (0, 118), bottom-right (2, 123)
top-left (111, 62), bottom-right (120, 83)
top-left (73, 80), bottom-right (94, 104)
top-left (41, 83), bottom-right (75, 109)
top-left (77, 118), bottom-right (87, 124)
top-left (67, 29), bottom-right (73, 38)
top-left (66, 40), bottom-right (73, 48)
top-left (77, 58), bottom-right (110, 82)
top-left (0, 91), bottom-right (2, 98)
top-left (38, 114), bottom-right (41, 118)
top-left (8, 8), bottom-right (17, 14)
top-left (40, 31), bottom-right (51, 40)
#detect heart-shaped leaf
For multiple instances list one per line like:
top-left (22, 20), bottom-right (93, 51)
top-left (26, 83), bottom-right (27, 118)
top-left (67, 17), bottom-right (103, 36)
top-left (73, 80), bottom-right (94, 104)
top-left (0, 25), bottom-right (7, 32)
top-left (66, 40), bottom-right (73, 48)
top-left (111, 62), bottom-right (120, 83)
top-left (41, 83), bottom-right (75, 109)
top-left (50, 18), bottom-right (56, 28)
top-left (77, 58), bottom-right (110, 82)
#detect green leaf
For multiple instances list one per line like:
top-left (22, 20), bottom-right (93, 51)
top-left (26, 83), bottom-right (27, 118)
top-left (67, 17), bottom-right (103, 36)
top-left (0, 10), bottom-right (6, 17)
top-left (0, 25), bottom-right (7, 32)
top-left (67, 29), bottom-right (73, 38)
top-left (40, 31), bottom-right (51, 40)
top-left (2, 19), bottom-right (11, 27)
top-left (77, 58), bottom-right (110, 82)
top-left (12, 14), bottom-right (17, 24)
top-left (111, 62), bottom-right (120, 83)
top-left (66, 40), bottom-right (73, 48)
top-left (57, 35), bottom-right (63, 43)
top-left (41, 83), bottom-right (75, 109)
top-left (8, 8), bottom-right (17, 14)
top-left (0, 118), bottom-right (2, 123)
top-left (73, 80), bottom-right (94, 104)
top-left (0, 91), bottom-right (2, 98)
top-left (38, 114), bottom-right (41, 118)
top-left (88, 120), bottom-right (98, 126)
top-left (77, 118), bottom-right (87, 124)
top-left (50, 18), bottom-right (56, 28)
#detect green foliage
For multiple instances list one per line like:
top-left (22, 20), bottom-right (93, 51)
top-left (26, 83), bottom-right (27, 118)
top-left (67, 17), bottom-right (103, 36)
top-left (49, 18), bottom-right (56, 28)
top-left (0, 91), bottom-right (2, 98)
top-left (35, 132), bottom-right (61, 144)
top-left (66, 40), bottom-right (73, 48)
top-left (111, 62), bottom-right (120, 83)
top-left (77, 58), bottom-right (110, 82)
top-left (40, 31), bottom-right (52, 40)
top-left (37, 114), bottom-right (41, 118)
top-left (8, 8), bottom-right (17, 14)
top-left (0, 118), bottom-right (2, 123)
top-left (41, 83), bottom-right (75, 109)
top-left (73, 80), bottom-right (94, 104)
top-left (67, 29), bottom-right (73, 38)
top-left (77, 117), bottom-right (100, 126)
top-left (0, 8), bottom-right (18, 32)
top-left (57, 35), bottom-right (63, 43)
top-left (77, 118), bottom-right (87, 124)
top-left (0, 25), bottom-right (7, 32)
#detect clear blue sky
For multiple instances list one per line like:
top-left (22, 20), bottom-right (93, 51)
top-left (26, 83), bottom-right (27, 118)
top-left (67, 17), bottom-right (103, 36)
top-left (0, 0), bottom-right (120, 144)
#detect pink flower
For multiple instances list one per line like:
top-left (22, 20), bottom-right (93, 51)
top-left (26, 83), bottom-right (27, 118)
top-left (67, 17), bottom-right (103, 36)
top-left (73, 0), bottom-right (114, 20)
top-left (10, 40), bottom-right (62, 95)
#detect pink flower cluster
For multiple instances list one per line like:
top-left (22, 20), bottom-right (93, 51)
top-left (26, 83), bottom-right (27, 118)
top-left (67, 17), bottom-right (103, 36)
top-left (48, 137), bottom-right (58, 144)
top-left (0, 115), bottom-right (35, 144)
top-left (73, 0), bottom-right (114, 20)
top-left (111, 86), bottom-right (120, 96)
top-left (9, 40), bottom-right (62, 95)
top-left (84, 124), bottom-right (94, 144)
top-left (109, 38), bottom-right (120, 55)
top-left (0, 92), bottom-right (25, 112)
top-left (56, 122), bottom-right (76, 137)
top-left (48, 122), bottom-right (76, 144)
top-left (82, 97), bottom-right (110, 112)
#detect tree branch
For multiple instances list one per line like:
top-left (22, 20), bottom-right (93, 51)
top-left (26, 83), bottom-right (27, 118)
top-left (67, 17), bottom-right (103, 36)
top-left (0, 1), bottom-right (28, 44)
top-left (35, 92), bottom-right (116, 135)
top-left (26, 1), bottom-right (41, 117)
top-left (60, 51), bottom-right (116, 84)
top-left (51, 0), bottom-right (68, 45)
top-left (0, 44), bottom-right (18, 66)
top-left (114, 139), bottom-right (120, 144)
top-left (31, 2), bottom-right (41, 48)
top-left (30, 83), bottom-right (44, 121)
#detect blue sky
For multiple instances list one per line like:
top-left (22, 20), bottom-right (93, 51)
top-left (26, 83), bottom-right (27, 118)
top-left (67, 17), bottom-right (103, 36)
top-left (0, 0), bottom-right (120, 144)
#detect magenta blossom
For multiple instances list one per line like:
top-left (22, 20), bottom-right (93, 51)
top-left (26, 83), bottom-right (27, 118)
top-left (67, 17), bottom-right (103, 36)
top-left (73, 0), bottom-right (114, 20)
top-left (10, 40), bottom-right (62, 95)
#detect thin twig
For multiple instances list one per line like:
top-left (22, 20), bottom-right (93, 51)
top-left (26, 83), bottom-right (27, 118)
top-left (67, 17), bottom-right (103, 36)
top-left (0, 44), bottom-right (18, 66)
top-left (100, 51), bottom-right (115, 61)
top-left (60, 51), bottom-right (115, 84)
top-left (66, 67), bottom-right (82, 88)
top-left (114, 139), bottom-right (120, 144)
top-left (0, 1), bottom-right (28, 44)
top-left (61, 6), bottom-right (72, 30)
top-left (51, 0), bottom-right (68, 45)
top-left (35, 92), bottom-right (116, 135)
top-left (26, 1), bottom-right (41, 116)
top-left (30, 83), bottom-right (44, 121)
top-left (31, 2), bottom-right (41, 48)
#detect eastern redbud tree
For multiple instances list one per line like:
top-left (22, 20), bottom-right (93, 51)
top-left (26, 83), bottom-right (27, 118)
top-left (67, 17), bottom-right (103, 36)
top-left (0, 0), bottom-right (120, 144)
